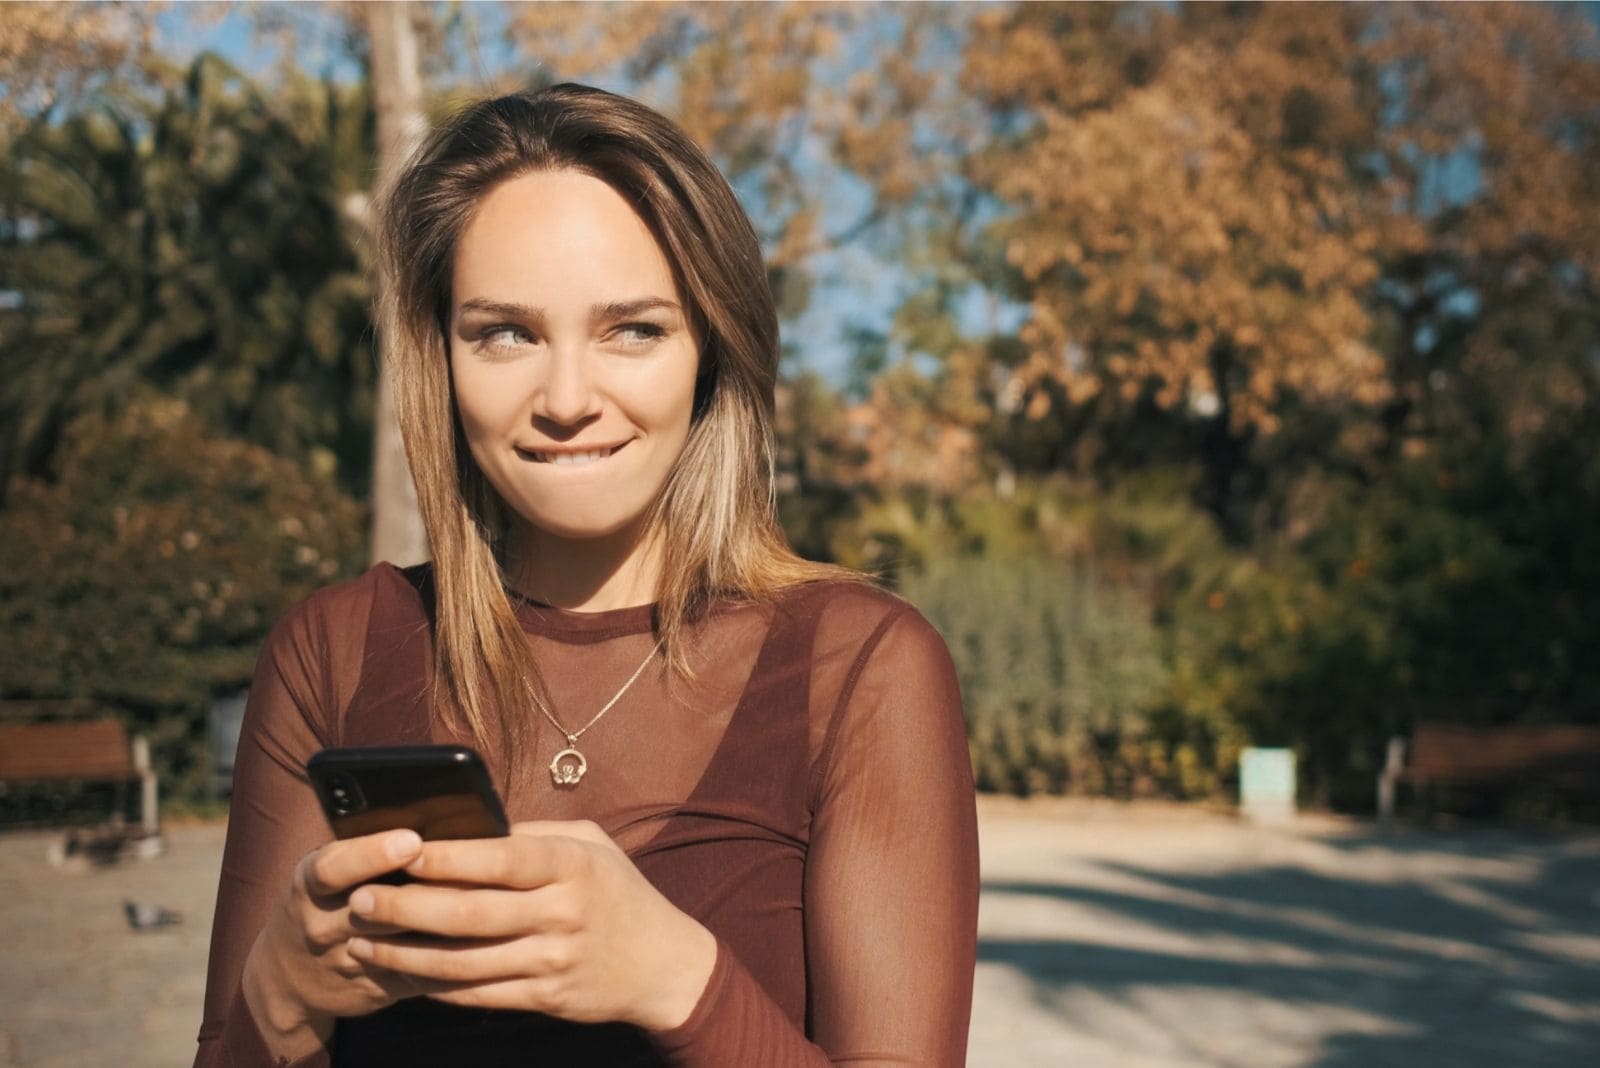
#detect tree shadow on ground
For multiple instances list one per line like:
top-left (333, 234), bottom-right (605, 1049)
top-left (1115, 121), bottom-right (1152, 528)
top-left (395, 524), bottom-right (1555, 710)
top-left (979, 827), bottom-right (1600, 1067)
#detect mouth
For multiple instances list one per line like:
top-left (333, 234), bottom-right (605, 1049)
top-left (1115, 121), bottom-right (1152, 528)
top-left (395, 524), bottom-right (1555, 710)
top-left (514, 442), bottom-right (629, 467)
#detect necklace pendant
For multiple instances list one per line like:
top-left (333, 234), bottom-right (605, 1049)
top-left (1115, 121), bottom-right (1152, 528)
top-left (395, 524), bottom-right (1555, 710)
top-left (549, 745), bottom-right (588, 786)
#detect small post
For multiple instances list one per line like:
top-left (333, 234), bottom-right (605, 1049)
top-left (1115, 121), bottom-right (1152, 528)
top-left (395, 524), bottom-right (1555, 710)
top-left (132, 735), bottom-right (159, 838)
top-left (1377, 735), bottom-right (1405, 824)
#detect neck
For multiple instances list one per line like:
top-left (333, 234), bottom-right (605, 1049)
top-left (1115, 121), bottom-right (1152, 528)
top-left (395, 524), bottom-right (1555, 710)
top-left (507, 520), bottom-right (663, 613)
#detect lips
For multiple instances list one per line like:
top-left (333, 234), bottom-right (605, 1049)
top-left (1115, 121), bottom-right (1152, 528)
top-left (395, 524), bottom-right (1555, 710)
top-left (514, 442), bottom-right (628, 466)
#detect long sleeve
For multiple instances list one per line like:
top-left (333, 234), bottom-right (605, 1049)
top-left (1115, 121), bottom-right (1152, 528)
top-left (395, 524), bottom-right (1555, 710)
top-left (654, 604), bottom-right (981, 1066)
top-left (194, 586), bottom-right (367, 1068)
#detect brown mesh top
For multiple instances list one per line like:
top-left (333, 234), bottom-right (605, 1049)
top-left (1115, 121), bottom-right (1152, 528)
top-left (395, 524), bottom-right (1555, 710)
top-left (195, 563), bottom-right (979, 1067)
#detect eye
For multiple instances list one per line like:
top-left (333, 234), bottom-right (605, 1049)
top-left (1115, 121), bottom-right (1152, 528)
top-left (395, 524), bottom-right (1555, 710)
top-left (611, 322), bottom-right (667, 350)
top-left (476, 325), bottom-right (534, 353)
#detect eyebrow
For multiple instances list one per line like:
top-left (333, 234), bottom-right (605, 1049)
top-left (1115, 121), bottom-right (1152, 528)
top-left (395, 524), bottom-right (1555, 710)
top-left (455, 297), bottom-right (682, 327)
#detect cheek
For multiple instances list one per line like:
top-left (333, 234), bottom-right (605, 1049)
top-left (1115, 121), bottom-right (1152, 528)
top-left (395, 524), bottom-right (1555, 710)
top-left (450, 357), bottom-right (515, 445)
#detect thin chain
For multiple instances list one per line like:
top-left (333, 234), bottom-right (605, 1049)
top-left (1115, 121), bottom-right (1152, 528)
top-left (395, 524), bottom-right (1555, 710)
top-left (525, 638), bottom-right (663, 744)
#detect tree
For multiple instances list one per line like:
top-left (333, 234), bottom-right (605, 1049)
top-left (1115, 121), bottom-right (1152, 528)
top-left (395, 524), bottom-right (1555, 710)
top-left (0, 398), bottom-right (366, 793)
top-left (503, 3), bottom-right (975, 318)
top-left (364, 0), bottom-right (429, 567)
top-left (964, 3), bottom-right (1394, 537)
top-left (0, 53), bottom-right (377, 496)
top-left (182, 0), bottom-right (438, 565)
top-left (1362, 3), bottom-right (1600, 464)
top-left (0, 0), bottom-right (154, 137)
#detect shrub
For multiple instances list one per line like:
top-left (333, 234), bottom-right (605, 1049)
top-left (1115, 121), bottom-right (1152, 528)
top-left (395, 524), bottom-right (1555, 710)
top-left (0, 399), bottom-right (366, 803)
top-left (902, 552), bottom-right (1175, 798)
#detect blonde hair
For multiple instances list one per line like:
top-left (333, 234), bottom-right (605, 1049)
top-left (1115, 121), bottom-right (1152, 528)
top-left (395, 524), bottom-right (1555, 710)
top-left (375, 83), bottom-right (857, 761)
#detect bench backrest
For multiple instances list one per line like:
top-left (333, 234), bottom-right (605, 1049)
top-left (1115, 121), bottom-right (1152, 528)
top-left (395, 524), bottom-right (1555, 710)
top-left (0, 720), bottom-right (137, 781)
top-left (1408, 722), bottom-right (1600, 784)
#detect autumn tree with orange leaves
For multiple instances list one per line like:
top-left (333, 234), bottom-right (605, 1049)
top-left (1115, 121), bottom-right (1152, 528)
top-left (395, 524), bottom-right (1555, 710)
top-left (962, 2), bottom-right (1600, 540)
top-left (0, 1), bottom-right (155, 136)
top-left (947, 2), bottom-right (1600, 802)
top-left (506, 2), bottom-right (958, 317)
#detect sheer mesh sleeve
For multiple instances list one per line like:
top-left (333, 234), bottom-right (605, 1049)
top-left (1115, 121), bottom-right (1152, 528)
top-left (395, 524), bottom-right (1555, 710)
top-left (193, 579), bottom-right (373, 1068)
top-left (654, 601), bottom-right (980, 1066)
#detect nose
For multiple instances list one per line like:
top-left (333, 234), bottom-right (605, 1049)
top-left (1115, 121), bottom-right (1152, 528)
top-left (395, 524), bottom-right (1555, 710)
top-left (531, 342), bottom-right (602, 432)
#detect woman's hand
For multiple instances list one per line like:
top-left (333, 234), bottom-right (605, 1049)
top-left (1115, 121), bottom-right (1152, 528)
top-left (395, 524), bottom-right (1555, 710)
top-left (344, 820), bottom-right (719, 1033)
top-left (241, 830), bottom-right (427, 1058)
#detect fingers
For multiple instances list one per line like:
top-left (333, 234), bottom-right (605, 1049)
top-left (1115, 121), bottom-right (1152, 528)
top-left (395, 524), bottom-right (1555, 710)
top-left (301, 830), bottom-right (423, 899)
top-left (349, 932), bottom-right (575, 986)
top-left (511, 819), bottom-right (612, 846)
top-left (348, 958), bottom-right (436, 1002)
top-left (295, 889), bottom-right (409, 951)
top-left (407, 830), bottom-right (589, 889)
top-left (425, 972), bottom-right (569, 1016)
top-left (349, 882), bottom-right (576, 939)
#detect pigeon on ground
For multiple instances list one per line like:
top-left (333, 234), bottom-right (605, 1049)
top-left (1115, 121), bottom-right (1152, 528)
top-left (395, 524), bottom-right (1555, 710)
top-left (124, 900), bottom-right (182, 932)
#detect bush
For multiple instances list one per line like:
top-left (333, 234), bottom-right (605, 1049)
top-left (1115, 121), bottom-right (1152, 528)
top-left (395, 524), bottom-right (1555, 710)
top-left (0, 399), bottom-right (366, 803)
top-left (814, 455), bottom-right (1598, 816)
top-left (904, 554), bottom-right (1173, 797)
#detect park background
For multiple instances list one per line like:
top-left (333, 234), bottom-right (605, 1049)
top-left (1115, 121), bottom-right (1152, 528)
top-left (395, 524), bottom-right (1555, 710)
top-left (3, 0), bottom-right (1599, 821)
top-left (3, 3), bottom-right (1600, 1067)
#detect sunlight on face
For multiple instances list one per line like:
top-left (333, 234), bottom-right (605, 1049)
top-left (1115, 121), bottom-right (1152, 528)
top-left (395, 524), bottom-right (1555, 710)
top-left (450, 170), bottom-right (700, 545)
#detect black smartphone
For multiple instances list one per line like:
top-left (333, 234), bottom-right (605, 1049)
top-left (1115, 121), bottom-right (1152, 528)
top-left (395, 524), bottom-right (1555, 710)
top-left (307, 745), bottom-right (510, 843)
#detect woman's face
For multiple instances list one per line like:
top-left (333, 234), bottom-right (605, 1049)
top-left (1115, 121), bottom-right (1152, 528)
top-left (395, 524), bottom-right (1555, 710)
top-left (449, 169), bottom-right (700, 545)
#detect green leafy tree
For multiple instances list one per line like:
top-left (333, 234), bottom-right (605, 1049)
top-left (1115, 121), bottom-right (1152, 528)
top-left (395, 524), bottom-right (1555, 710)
top-left (0, 53), bottom-right (376, 496)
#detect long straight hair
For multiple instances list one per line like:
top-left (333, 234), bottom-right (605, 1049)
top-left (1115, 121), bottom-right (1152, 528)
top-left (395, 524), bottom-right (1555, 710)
top-left (374, 83), bottom-right (858, 762)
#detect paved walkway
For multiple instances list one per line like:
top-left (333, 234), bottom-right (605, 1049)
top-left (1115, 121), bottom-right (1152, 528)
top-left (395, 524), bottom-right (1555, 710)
top-left (0, 821), bottom-right (223, 1068)
top-left (970, 798), bottom-right (1600, 1067)
top-left (1, 800), bottom-right (1596, 1066)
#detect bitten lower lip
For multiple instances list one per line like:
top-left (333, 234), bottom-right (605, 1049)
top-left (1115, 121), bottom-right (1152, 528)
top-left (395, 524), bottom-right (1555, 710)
top-left (514, 442), bottom-right (629, 466)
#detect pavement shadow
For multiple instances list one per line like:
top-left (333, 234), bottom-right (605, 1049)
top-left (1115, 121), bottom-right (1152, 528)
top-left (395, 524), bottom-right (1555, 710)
top-left (979, 828), bottom-right (1600, 1067)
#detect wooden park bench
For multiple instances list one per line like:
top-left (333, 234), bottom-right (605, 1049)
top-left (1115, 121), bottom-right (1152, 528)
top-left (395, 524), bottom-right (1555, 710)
top-left (0, 719), bottom-right (160, 840)
top-left (1378, 721), bottom-right (1600, 821)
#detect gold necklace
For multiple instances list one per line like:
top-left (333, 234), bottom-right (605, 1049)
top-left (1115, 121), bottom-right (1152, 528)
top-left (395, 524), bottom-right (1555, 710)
top-left (525, 638), bottom-right (663, 787)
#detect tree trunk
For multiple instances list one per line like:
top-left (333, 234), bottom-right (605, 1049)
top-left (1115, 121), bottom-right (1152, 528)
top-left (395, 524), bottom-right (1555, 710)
top-left (1201, 343), bottom-right (1254, 544)
top-left (366, 1), bottom-right (430, 567)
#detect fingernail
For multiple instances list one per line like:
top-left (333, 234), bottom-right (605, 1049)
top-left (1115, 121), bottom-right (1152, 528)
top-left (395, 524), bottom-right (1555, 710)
top-left (348, 937), bottom-right (373, 959)
top-left (387, 831), bottom-right (421, 860)
top-left (349, 889), bottom-right (374, 915)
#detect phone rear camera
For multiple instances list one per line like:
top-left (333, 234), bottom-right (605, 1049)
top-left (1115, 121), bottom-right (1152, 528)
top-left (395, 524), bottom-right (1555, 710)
top-left (324, 774), bottom-right (365, 816)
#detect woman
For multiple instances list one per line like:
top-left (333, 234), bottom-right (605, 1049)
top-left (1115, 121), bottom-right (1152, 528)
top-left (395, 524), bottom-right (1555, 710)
top-left (195, 83), bottom-right (978, 1067)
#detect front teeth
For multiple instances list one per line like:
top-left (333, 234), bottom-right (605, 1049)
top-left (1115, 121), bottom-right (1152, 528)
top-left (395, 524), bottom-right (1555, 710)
top-left (540, 449), bottom-right (611, 465)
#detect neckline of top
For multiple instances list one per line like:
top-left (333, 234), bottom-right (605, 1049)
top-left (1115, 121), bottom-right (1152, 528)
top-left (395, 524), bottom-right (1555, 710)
top-left (383, 561), bottom-right (791, 643)
top-left (505, 588), bottom-right (659, 641)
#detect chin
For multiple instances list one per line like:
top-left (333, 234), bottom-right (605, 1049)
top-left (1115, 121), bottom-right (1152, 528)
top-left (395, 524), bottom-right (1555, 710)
top-left (516, 507), bottom-right (649, 544)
